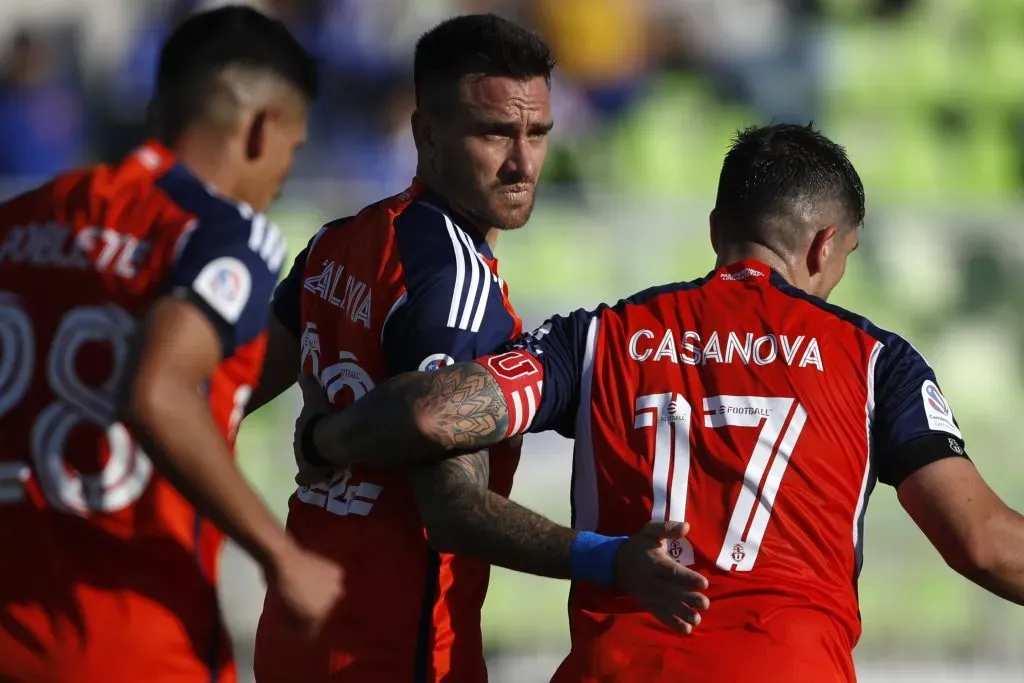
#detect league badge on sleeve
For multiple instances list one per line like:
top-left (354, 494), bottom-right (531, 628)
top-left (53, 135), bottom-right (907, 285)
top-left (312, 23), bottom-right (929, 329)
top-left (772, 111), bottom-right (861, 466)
top-left (418, 353), bottom-right (456, 372)
top-left (193, 256), bottom-right (252, 324)
top-left (921, 380), bottom-right (963, 439)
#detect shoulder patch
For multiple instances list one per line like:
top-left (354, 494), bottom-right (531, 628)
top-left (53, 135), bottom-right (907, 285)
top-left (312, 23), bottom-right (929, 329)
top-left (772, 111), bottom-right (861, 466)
top-left (418, 353), bottom-right (456, 372)
top-left (921, 380), bottom-right (962, 439)
top-left (193, 256), bottom-right (252, 323)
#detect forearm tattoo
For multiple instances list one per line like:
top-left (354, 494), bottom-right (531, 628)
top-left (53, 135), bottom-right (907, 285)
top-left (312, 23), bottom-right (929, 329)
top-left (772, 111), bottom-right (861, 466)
top-left (409, 448), bottom-right (576, 580)
top-left (409, 363), bottom-right (510, 451)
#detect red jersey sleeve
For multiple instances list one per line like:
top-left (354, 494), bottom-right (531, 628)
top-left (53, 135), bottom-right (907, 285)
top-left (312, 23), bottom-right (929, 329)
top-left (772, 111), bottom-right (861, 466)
top-left (476, 307), bottom-right (597, 439)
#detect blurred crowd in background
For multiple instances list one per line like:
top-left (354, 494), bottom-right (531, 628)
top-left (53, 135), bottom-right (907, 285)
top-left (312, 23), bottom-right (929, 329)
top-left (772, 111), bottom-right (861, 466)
top-left (4, 0), bottom-right (1022, 201)
top-left (3, 1), bottom-right (1024, 681)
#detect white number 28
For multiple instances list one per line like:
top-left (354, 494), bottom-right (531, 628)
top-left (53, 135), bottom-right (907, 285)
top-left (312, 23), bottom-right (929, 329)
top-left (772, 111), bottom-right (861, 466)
top-left (0, 292), bottom-right (248, 517)
top-left (634, 393), bottom-right (808, 572)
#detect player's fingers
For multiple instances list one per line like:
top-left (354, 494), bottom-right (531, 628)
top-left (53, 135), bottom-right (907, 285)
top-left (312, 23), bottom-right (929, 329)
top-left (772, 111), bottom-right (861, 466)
top-left (653, 556), bottom-right (709, 592)
top-left (648, 585), bottom-right (707, 621)
top-left (649, 606), bottom-right (694, 634)
top-left (295, 465), bottom-right (330, 488)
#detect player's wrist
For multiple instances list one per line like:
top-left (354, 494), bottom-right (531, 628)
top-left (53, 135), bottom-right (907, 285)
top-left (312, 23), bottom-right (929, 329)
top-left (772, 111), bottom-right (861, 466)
top-left (302, 413), bottom-right (332, 468)
top-left (569, 531), bottom-right (628, 586)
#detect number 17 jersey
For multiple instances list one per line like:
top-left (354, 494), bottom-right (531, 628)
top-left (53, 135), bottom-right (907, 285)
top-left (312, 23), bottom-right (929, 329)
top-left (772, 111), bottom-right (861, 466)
top-left (479, 259), bottom-right (970, 683)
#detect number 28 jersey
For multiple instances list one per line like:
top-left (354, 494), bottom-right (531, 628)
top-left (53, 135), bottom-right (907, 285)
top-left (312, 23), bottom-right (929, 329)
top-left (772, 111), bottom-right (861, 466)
top-left (0, 142), bottom-right (284, 683)
top-left (479, 260), bottom-right (969, 683)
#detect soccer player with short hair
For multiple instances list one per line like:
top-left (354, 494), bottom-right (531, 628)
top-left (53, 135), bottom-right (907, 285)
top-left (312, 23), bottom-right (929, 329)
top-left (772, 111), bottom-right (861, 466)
top-left (295, 123), bottom-right (1024, 682)
top-left (247, 13), bottom-right (707, 683)
top-left (0, 7), bottom-right (341, 682)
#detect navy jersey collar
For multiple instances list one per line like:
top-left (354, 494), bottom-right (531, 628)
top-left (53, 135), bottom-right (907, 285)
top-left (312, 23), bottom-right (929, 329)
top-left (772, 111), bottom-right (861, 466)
top-left (414, 180), bottom-right (493, 259)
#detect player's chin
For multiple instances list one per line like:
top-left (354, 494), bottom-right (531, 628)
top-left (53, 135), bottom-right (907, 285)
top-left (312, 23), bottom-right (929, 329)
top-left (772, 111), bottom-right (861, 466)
top-left (491, 196), bottom-right (536, 231)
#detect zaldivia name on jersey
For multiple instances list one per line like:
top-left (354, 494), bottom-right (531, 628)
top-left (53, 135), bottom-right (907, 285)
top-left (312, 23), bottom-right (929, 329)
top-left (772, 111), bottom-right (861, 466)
top-left (303, 258), bottom-right (372, 329)
top-left (628, 328), bottom-right (824, 371)
top-left (0, 222), bottom-right (151, 278)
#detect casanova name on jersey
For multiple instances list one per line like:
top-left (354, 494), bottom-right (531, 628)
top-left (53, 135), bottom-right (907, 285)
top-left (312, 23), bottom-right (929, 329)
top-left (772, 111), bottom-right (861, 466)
top-left (628, 328), bottom-right (824, 371)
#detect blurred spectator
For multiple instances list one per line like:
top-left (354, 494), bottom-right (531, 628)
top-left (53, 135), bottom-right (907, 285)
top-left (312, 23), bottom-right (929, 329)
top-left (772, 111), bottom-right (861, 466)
top-left (531, 0), bottom-right (653, 120)
top-left (656, 0), bottom-right (824, 123)
top-left (0, 28), bottom-right (84, 178)
top-left (102, 0), bottom-right (200, 161)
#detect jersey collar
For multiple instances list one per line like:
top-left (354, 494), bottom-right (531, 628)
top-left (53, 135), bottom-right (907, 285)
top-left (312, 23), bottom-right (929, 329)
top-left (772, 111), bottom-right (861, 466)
top-left (122, 140), bottom-right (176, 179)
top-left (718, 259), bottom-right (773, 282)
top-left (410, 177), bottom-right (493, 258)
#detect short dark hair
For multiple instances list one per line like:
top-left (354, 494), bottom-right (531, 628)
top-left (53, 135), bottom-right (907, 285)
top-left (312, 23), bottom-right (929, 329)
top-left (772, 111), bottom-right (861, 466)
top-left (714, 123), bottom-right (866, 245)
top-left (413, 13), bottom-right (556, 107)
top-left (154, 5), bottom-right (317, 140)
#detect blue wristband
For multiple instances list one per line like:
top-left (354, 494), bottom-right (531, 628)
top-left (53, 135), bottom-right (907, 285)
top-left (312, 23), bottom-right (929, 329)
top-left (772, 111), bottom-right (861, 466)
top-left (570, 532), bottom-right (628, 585)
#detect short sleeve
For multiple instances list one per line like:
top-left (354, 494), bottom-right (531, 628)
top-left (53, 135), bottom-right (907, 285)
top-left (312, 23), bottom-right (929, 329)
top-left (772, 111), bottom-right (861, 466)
top-left (382, 203), bottom-right (517, 373)
top-left (169, 214), bottom-right (286, 357)
top-left (270, 243), bottom-right (308, 338)
top-left (477, 308), bottom-right (597, 439)
top-left (271, 219), bottom-right (352, 338)
top-left (871, 336), bottom-right (970, 487)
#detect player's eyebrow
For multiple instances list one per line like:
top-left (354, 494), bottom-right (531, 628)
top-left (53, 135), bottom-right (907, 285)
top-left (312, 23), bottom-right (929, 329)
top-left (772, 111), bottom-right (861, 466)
top-left (530, 121), bottom-right (554, 135)
top-left (472, 119), bottom-right (554, 137)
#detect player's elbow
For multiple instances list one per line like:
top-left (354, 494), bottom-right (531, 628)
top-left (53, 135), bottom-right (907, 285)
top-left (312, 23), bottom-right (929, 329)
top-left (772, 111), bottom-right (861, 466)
top-left (948, 509), bottom-right (1024, 581)
top-left (408, 395), bottom-right (449, 454)
top-left (118, 365), bottom-right (184, 433)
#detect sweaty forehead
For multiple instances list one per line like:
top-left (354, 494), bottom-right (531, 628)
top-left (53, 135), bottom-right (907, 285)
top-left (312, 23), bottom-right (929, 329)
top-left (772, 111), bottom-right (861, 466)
top-left (457, 74), bottom-right (551, 122)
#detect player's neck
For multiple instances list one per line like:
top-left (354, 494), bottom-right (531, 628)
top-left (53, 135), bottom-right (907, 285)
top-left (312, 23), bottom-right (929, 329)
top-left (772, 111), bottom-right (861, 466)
top-left (416, 171), bottom-right (499, 252)
top-left (483, 228), bottom-right (499, 251)
top-left (171, 133), bottom-right (252, 210)
top-left (715, 243), bottom-right (795, 285)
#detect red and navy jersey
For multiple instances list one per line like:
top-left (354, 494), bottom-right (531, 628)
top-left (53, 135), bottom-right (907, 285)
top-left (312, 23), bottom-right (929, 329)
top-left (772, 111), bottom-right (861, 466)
top-left (0, 141), bottom-right (285, 683)
top-left (478, 259), bottom-right (968, 683)
top-left (255, 180), bottom-right (523, 683)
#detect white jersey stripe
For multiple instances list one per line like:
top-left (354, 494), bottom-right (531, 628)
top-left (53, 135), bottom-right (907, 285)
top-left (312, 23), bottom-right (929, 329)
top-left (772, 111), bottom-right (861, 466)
top-left (524, 385), bottom-right (538, 430)
top-left (260, 222), bottom-right (281, 262)
top-left (443, 216), bottom-right (468, 328)
top-left (248, 213), bottom-right (267, 252)
top-left (572, 317), bottom-right (601, 530)
top-left (853, 341), bottom-right (883, 554)
top-left (469, 252), bottom-right (492, 333)
top-left (456, 228), bottom-right (483, 331)
top-left (510, 390), bottom-right (525, 435)
top-left (380, 292), bottom-right (409, 345)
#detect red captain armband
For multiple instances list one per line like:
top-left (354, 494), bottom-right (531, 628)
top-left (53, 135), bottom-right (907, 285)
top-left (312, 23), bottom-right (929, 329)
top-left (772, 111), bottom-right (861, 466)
top-left (475, 350), bottom-right (545, 439)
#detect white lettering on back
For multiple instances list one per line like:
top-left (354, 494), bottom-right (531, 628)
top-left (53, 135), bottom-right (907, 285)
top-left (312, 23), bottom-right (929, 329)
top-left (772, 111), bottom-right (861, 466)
top-left (627, 328), bottom-right (824, 372)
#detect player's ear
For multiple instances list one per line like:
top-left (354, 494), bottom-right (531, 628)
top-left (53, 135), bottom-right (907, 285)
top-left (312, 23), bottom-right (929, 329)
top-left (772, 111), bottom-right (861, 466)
top-left (245, 110), bottom-right (269, 162)
top-left (411, 109), bottom-right (437, 161)
top-left (807, 225), bottom-right (838, 276)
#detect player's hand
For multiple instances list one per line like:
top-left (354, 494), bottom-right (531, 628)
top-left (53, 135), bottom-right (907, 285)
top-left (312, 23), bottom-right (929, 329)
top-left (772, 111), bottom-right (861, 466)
top-left (293, 373), bottom-right (334, 487)
top-left (614, 521), bottom-right (710, 634)
top-left (267, 542), bottom-right (345, 638)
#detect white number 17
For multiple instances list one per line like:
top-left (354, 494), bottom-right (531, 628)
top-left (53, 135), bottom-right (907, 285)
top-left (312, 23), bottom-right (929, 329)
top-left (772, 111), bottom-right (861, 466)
top-left (633, 393), bottom-right (808, 572)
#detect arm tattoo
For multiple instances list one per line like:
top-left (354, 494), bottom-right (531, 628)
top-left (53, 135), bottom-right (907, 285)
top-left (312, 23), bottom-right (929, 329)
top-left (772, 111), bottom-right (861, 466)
top-left (312, 361), bottom-right (510, 468)
top-left (409, 449), bottom-right (578, 580)
top-left (409, 363), bottom-right (510, 451)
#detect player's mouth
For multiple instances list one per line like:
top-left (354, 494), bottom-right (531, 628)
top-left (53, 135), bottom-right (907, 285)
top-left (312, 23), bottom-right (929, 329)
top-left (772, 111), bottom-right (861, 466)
top-left (496, 184), bottom-right (532, 202)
